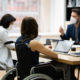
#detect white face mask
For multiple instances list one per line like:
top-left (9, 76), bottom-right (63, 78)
top-left (7, 25), bottom-right (13, 30)
top-left (70, 16), bottom-right (77, 24)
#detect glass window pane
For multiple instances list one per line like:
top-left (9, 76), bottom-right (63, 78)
top-left (7, 0), bottom-right (40, 34)
top-left (8, 15), bottom-right (39, 34)
top-left (0, 0), bottom-right (2, 11)
top-left (8, 0), bottom-right (38, 12)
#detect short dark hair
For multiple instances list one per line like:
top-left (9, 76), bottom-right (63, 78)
top-left (0, 14), bottom-right (16, 28)
top-left (72, 8), bottom-right (80, 16)
top-left (21, 17), bottom-right (38, 39)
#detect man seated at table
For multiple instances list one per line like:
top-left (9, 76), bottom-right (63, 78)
top-left (59, 8), bottom-right (80, 44)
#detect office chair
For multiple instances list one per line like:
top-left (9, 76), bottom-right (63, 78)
top-left (46, 39), bottom-right (51, 45)
top-left (46, 39), bottom-right (59, 45)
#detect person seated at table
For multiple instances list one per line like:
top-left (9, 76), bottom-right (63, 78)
top-left (0, 14), bottom-right (17, 80)
top-left (59, 8), bottom-right (80, 44)
top-left (16, 17), bottom-right (58, 80)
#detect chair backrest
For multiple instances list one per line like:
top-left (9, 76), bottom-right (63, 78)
top-left (23, 73), bottom-right (53, 80)
top-left (1, 68), bottom-right (17, 80)
top-left (15, 43), bottom-right (34, 66)
top-left (46, 39), bottom-right (51, 45)
top-left (15, 43), bottom-right (36, 79)
top-left (46, 39), bottom-right (59, 45)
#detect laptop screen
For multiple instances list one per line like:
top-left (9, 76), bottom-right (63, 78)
top-left (54, 40), bottom-right (75, 53)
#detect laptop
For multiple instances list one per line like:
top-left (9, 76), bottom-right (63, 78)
top-left (53, 40), bottom-right (80, 56)
top-left (54, 40), bottom-right (75, 53)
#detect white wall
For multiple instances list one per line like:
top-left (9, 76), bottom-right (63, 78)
top-left (50, 0), bottom-right (66, 35)
top-left (40, 0), bottom-right (51, 33)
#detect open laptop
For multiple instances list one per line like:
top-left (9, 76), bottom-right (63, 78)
top-left (54, 40), bottom-right (80, 56)
top-left (54, 40), bottom-right (75, 54)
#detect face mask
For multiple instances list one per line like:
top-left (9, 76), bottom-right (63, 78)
top-left (7, 25), bottom-right (13, 30)
top-left (70, 16), bottom-right (77, 24)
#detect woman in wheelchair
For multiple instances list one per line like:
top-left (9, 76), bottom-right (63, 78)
top-left (15, 17), bottom-right (58, 80)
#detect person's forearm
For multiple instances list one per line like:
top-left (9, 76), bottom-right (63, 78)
top-left (6, 43), bottom-right (15, 50)
top-left (41, 47), bottom-right (58, 59)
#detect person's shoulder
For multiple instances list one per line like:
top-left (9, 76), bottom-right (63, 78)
top-left (67, 24), bottom-right (74, 29)
top-left (68, 24), bottom-right (74, 27)
top-left (30, 40), bottom-right (43, 52)
top-left (30, 40), bottom-right (42, 48)
top-left (16, 36), bottom-right (22, 43)
top-left (0, 26), bottom-right (7, 37)
top-left (0, 26), bottom-right (6, 32)
top-left (30, 40), bottom-right (40, 45)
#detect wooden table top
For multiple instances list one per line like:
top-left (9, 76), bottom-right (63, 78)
top-left (40, 47), bottom-right (80, 65)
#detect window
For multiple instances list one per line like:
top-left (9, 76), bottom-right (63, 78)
top-left (8, 0), bottom-right (38, 12)
top-left (0, 0), bottom-right (2, 11)
top-left (0, 0), bottom-right (40, 35)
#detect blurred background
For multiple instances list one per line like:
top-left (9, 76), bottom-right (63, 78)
top-left (0, 0), bottom-right (79, 38)
top-left (0, 0), bottom-right (80, 79)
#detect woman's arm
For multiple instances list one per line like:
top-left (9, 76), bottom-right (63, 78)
top-left (30, 40), bottom-right (58, 59)
top-left (0, 30), bottom-right (15, 50)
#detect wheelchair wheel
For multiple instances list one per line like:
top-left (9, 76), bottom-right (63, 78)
top-left (23, 73), bottom-right (53, 80)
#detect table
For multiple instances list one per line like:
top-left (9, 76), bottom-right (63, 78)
top-left (40, 47), bottom-right (80, 80)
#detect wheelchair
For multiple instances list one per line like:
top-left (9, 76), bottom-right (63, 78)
top-left (1, 68), bottom-right (53, 80)
top-left (1, 62), bottom-right (64, 80)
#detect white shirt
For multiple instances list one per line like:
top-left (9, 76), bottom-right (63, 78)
top-left (0, 26), bottom-right (15, 69)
